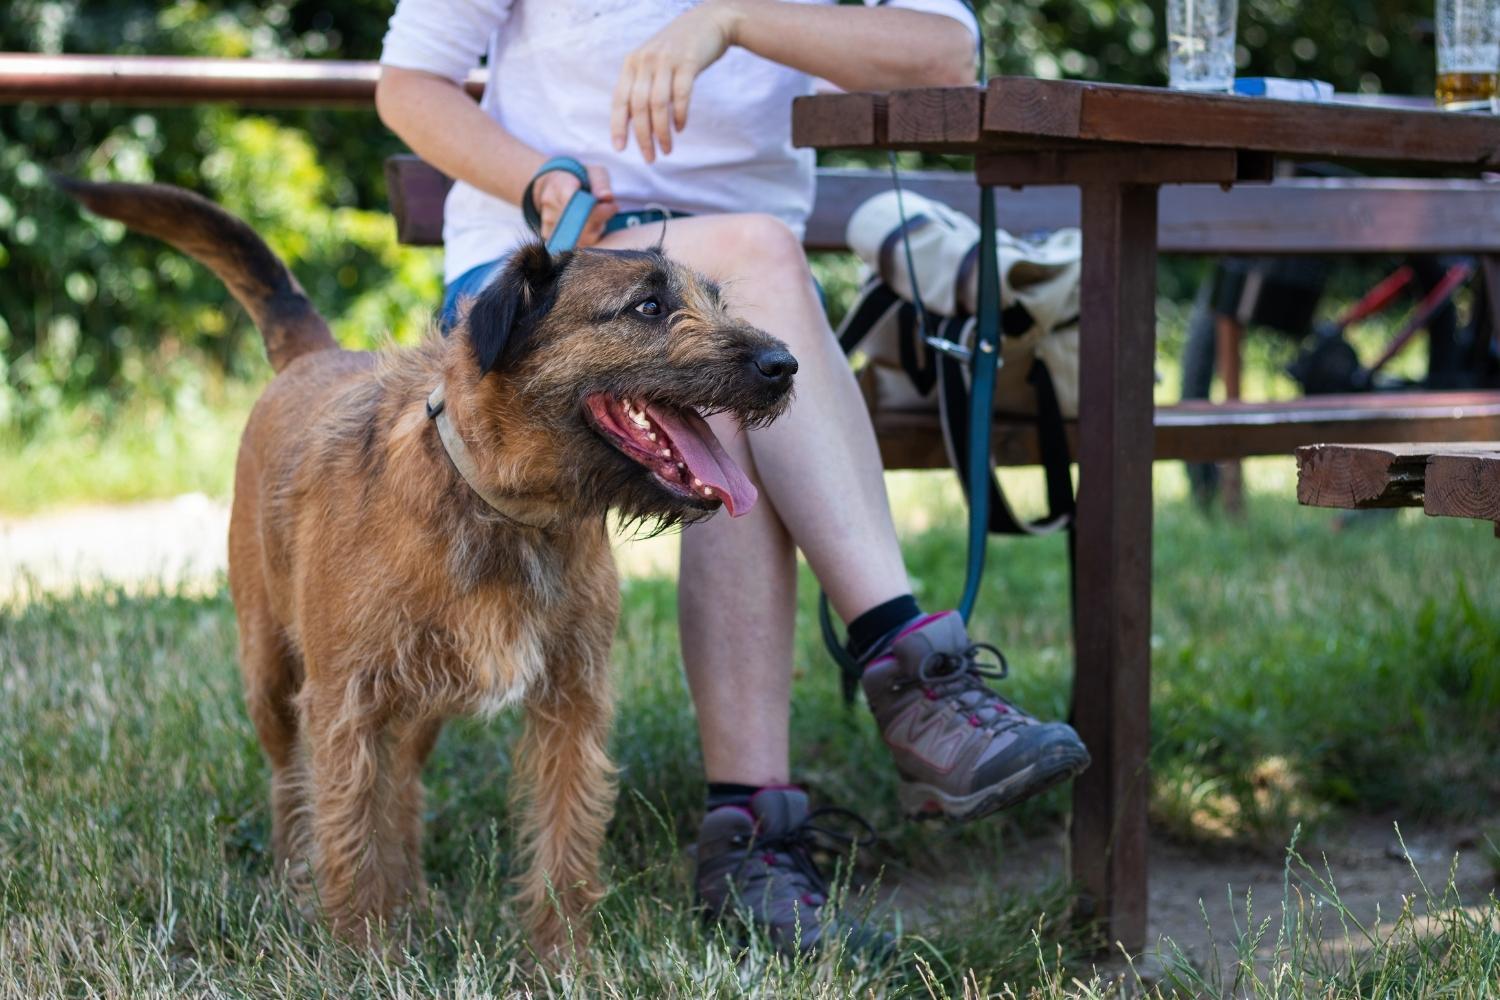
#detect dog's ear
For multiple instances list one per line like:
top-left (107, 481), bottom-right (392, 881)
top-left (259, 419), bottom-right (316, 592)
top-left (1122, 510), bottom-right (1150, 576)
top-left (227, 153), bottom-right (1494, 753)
top-left (467, 242), bottom-right (565, 374)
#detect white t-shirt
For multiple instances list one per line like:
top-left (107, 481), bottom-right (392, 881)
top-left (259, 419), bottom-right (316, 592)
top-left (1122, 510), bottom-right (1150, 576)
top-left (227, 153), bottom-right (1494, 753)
top-left (380, 0), bottom-right (978, 283)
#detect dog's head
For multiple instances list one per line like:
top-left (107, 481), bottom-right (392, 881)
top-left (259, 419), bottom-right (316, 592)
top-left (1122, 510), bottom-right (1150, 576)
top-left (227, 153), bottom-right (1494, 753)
top-left (453, 242), bottom-right (796, 526)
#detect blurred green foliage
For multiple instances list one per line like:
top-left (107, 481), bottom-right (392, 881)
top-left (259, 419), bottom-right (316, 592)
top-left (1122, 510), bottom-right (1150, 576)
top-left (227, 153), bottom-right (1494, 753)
top-left (0, 1), bottom-right (1441, 433)
top-left (0, 0), bottom-right (442, 431)
top-left (979, 1), bottom-right (1434, 94)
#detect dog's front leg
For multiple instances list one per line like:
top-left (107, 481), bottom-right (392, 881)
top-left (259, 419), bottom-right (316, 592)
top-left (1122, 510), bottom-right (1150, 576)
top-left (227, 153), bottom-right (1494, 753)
top-left (299, 672), bottom-right (417, 943)
top-left (511, 640), bottom-right (617, 959)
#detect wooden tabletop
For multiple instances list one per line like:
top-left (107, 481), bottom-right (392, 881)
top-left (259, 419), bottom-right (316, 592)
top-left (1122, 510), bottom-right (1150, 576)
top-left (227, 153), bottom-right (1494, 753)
top-left (793, 78), bottom-right (1500, 167)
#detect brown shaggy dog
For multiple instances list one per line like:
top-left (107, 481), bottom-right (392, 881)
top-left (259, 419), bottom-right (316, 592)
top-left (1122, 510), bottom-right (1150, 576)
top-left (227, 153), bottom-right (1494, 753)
top-left (59, 178), bottom-right (797, 954)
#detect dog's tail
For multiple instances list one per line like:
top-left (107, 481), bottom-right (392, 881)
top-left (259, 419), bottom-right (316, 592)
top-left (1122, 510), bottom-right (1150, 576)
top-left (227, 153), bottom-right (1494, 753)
top-left (55, 176), bottom-right (338, 373)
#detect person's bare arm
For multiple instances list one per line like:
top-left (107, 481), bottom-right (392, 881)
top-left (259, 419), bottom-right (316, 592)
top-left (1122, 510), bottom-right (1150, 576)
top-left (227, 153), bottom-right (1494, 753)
top-left (612, 0), bottom-right (977, 160)
top-left (376, 65), bottom-right (617, 243)
top-left (731, 2), bottom-right (976, 92)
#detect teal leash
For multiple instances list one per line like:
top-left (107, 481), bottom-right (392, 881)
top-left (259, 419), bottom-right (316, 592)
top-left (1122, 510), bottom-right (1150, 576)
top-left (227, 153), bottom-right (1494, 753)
top-left (960, 186), bottom-right (1000, 621)
top-left (522, 155), bottom-right (682, 251)
top-left (822, 1), bottom-right (996, 695)
top-left (522, 156), bottom-right (596, 252)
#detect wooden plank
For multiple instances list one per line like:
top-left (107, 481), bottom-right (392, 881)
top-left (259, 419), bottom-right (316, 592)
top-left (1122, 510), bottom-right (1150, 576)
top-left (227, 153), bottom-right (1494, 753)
top-left (1425, 449), bottom-right (1500, 521)
top-left (1069, 181), bottom-right (1158, 953)
top-left (790, 92), bottom-right (887, 149)
top-left (387, 157), bottom-right (1500, 255)
top-left (845, 176), bottom-right (1500, 256)
top-left (871, 393), bottom-right (1500, 468)
top-left (1149, 180), bottom-right (1500, 255)
top-left (795, 82), bottom-right (1500, 167)
top-left (384, 155), bottom-right (452, 246)
top-left (976, 147), bottom-right (1255, 187)
top-left (1295, 442), bottom-right (1500, 524)
top-left (887, 86), bottom-right (983, 146)
top-left (984, 78), bottom-right (1081, 139)
top-left (1295, 443), bottom-right (1434, 509)
top-left (0, 52), bottom-right (485, 107)
top-left (982, 79), bottom-right (1500, 166)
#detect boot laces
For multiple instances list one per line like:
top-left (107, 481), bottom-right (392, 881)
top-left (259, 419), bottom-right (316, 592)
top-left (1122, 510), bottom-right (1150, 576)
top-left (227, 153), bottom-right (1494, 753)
top-left (734, 806), bottom-right (877, 906)
top-left (915, 642), bottom-right (1028, 736)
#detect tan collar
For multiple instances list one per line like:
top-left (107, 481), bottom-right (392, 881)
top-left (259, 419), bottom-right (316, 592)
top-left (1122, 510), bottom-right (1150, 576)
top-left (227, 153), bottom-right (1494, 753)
top-left (426, 384), bottom-right (555, 530)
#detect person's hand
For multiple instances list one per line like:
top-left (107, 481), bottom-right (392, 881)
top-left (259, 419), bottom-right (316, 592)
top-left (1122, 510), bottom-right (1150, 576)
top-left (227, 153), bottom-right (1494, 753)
top-left (531, 163), bottom-right (618, 246)
top-left (610, 0), bottom-right (744, 162)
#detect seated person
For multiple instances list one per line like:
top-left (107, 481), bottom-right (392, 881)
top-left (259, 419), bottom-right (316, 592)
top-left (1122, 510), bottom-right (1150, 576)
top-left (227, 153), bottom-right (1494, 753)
top-left (377, 0), bottom-right (1089, 952)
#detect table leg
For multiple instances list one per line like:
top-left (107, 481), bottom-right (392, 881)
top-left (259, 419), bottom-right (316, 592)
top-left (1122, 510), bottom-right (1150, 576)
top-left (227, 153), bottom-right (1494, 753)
top-left (1070, 181), bottom-right (1157, 953)
top-left (1214, 315), bottom-right (1246, 516)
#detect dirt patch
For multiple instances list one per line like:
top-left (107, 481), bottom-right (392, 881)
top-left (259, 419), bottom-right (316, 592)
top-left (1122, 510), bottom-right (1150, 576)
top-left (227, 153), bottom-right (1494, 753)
top-left (0, 493), bottom-right (230, 599)
top-left (883, 813), bottom-right (1497, 981)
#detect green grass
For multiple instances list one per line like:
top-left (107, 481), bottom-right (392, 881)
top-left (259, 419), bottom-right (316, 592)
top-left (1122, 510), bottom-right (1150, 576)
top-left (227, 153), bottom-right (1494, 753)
top-left (3, 294), bottom-right (1498, 993)
top-left (0, 383), bottom-right (255, 515)
top-left (3, 472), bottom-right (1500, 996)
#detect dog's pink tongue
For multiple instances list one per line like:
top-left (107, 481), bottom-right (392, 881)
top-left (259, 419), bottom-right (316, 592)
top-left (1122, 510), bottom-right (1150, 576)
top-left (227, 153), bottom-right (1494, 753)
top-left (650, 406), bottom-right (758, 517)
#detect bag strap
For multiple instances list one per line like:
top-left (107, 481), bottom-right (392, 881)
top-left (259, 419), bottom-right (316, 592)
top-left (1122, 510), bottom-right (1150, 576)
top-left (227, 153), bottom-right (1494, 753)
top-left (835, 277), bottom-right (903, 354)
top-left (521, 156), bottom-right (596, 253)
top-left (937, 341), bottom-right (1074, 538)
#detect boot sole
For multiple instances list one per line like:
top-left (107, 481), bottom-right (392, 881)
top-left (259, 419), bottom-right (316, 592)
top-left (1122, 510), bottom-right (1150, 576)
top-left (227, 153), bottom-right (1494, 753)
top-left (897, 744), bottom-right (1092, 823)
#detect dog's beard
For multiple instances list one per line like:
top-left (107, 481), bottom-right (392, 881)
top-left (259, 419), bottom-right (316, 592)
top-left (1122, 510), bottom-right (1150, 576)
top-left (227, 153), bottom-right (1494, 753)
top-left (586, 444), bottom-right (719, 539)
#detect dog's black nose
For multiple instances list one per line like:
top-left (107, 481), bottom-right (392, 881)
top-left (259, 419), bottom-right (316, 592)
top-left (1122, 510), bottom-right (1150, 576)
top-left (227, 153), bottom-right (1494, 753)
top-left (751, 349), bottom-right (799, 384)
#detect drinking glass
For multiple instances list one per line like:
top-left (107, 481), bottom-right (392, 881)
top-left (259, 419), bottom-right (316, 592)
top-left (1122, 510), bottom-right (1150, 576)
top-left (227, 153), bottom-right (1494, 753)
top-left (1436, 0), bottom-right (1499, 110)
top-left (1167, 0), bottom-right (1238, 92)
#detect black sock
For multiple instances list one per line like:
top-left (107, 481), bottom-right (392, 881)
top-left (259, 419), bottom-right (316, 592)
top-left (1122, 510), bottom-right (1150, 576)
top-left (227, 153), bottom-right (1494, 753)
top-left (706, 782), bottom-right (761, 810)
top-left (846, 594), bottom-right (923, 662)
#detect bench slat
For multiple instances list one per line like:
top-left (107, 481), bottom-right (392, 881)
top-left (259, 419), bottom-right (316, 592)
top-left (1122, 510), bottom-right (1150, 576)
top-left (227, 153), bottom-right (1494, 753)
top-left (386, 156), bottom-right (1500, 255)
top-left (1427, 450), bottom-right (1500, 522)
top-left (880, 394), bottom-right (1500, 469)
top-left (1296, 441), bottom-right (1500, 524)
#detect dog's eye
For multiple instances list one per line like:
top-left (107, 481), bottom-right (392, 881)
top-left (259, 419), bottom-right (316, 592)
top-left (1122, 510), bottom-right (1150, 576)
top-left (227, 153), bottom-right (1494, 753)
top-left (634, 297), bottom-right (662, 318)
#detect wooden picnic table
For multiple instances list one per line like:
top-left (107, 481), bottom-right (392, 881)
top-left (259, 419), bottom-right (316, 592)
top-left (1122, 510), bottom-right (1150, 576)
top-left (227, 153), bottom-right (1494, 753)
top-left (792, 77), bottom-right (1500, 950)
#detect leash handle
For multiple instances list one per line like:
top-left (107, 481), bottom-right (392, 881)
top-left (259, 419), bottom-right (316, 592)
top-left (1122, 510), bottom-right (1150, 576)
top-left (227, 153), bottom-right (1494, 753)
top-left (522, 156), bottom-right (597, 253)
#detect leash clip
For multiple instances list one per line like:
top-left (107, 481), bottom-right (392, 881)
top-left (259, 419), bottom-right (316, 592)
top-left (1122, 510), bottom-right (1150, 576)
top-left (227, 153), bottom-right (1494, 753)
top-left (924, 334), bottom-right (973, 364)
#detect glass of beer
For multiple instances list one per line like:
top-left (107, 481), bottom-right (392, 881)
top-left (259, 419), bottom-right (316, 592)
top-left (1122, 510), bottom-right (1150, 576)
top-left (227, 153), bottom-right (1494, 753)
top-left (1167, 0), bottom-right (1239, 92)
top-left (1436, 0), bottom-right (1498, 110)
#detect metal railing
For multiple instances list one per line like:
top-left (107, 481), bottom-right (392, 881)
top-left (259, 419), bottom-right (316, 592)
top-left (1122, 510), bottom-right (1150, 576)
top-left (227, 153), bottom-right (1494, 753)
top-left (0, 53), bottom-right (483, 107)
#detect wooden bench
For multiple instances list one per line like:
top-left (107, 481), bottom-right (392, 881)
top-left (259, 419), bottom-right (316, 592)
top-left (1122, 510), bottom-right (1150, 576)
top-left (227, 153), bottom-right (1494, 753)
top-left (1298, 441), bottom-right (1500, 531)
top-left (385, 154), bottom-right (1500, 466)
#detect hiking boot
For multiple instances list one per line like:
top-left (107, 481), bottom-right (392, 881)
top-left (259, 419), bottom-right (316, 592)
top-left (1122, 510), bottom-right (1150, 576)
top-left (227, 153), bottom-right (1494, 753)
top-left (692, 787), bottom-right (888, 956)
top-left (862, 611), bottom-right (1091, 822)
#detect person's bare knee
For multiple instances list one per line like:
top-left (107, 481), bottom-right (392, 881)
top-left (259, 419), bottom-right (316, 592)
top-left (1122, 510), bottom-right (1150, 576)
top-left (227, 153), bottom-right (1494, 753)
top-left (710, 213), bottom-right (808, 282)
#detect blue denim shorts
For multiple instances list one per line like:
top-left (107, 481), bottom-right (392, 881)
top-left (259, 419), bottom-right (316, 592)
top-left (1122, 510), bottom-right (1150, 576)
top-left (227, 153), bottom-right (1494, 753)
top-left (440, 258), bottom-right (504, 332)
top-left (439, 209), bottom-right (686, 333)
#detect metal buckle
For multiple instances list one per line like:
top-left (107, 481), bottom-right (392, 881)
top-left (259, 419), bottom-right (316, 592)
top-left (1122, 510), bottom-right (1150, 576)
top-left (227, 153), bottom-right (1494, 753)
top-left (923, 334), bottom-right (972, 364)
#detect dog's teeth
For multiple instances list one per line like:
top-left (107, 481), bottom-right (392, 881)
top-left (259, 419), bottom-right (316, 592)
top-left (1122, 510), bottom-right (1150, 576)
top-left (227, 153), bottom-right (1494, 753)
top-left (630, 410), bottom-right (650, 428)
top-left (702, 486), bottom-right (714, 496)
top-left (647, 431), bottom-right (657, 441)
top-left (692, 478), bottom-right (702, 487)
top-left (660, 448), bottom-right (671, 457)
top-left (677, 462), bottom-right (687, 472)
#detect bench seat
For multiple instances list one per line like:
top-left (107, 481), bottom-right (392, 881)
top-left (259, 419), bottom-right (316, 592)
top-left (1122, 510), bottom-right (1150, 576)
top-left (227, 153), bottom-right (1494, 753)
top-left (386, 155), bottom-right (1500, 255)
top-left (873, 392), bottom-right (1500, 468)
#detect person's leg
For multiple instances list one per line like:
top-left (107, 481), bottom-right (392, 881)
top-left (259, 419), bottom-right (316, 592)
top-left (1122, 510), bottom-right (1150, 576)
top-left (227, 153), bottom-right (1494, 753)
top-left (597, 215), bottom-right (1087, 830)
top-left (600, 215), bottom-right (912, 786)
top-left (677, 417), bottom-right (798, 785)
